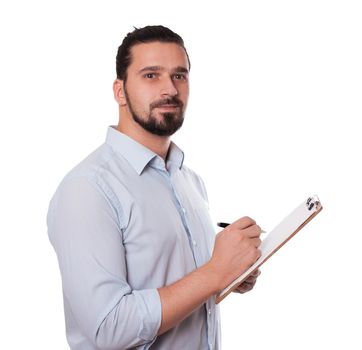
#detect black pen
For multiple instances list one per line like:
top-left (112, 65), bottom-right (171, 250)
top-left (217, 222), bottom-right (266, 233)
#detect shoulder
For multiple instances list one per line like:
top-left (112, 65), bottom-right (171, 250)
top-left (47, 143), bottom-right (125, 225)
top-left (62, 143), bottom-right (114, 181)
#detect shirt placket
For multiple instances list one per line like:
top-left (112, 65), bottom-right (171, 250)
top-left (169, 170), bottom-right (216, 350)
top-left (153, 162), bottom-right (214, 350)
top-left (161, 168), bottom-right (203, 268)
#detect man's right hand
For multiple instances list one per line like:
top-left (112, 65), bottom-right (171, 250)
top-left (207, 216), bottom-right (262, 293)
top-left (157, 216), bottom-right (262, 335)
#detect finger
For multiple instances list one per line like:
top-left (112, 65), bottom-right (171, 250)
top-left (241, 275), bottom-right (259, 288)
top-left (244, 274), bottom-right (258, 284)
top-left (243, 224), bottom-right (262, 238)
top-left (250, 237), bottom-right (262, 248)
top-left (251, 269), bottom-right (261, 277)
top-left (230, 216), bottom-right (256, 230)
top-left (246, 269), bottom-right (261, 278)
top-left (245, 269), bottom-right (261, 282)
top-left (236, 282), bottom-right (255, 294)
top-left (247, 247), bottom-right (262, 264)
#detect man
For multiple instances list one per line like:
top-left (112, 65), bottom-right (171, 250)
top-left (47, 25), bottom-right (262, 350)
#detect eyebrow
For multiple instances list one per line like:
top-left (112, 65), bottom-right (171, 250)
top-left (138, 66), bottom-right (189, 74)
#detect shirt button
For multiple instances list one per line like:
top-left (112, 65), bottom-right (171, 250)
top-left (181, 207), bottom-right (186, 214)
top-left (192, 239), bottom-right (197, 246)
top-left (208, 308), bottom-right (211, 316)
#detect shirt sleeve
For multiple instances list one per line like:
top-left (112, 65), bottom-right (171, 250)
top-left (47, 176), bottom-right (161, 349)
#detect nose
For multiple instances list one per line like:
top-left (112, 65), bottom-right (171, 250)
top-left (160, 76), bottom-right (178, 97)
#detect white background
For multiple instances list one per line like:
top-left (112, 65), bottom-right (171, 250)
top-left (1, 0), bottom-right (361, 349)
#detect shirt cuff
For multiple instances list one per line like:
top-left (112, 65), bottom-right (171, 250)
top-left (133, 288), bottom-right (162, 342)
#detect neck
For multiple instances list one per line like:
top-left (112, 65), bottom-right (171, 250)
top-left (116, 114), bottom-right (171, 161)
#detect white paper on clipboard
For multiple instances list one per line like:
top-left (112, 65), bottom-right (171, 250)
top-left (216, 195), bottom-right (323, 304)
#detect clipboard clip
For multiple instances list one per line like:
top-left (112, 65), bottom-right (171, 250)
top-left (306, 195), bottom-right (321, 211)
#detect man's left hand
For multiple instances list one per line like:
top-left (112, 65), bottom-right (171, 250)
top-left (233, 269), bottom-right (261, 294)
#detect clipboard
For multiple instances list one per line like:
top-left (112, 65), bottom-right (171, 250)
top-left (215, 195), bottom-right (323, 304)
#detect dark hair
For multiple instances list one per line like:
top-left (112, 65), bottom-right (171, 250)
top-left (116, 25), bottom-right (190, 81)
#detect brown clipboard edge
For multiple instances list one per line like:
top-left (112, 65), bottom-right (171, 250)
top-left (215, 204), bottom-right (323, 304)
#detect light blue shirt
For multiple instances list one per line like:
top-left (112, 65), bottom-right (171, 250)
top-left (47, 126), bottom-right (221, 350)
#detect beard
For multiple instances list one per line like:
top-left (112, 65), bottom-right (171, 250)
top-left (124, 87), bottom-right (185, 137)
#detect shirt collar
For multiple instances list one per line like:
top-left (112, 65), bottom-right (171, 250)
top-left (165, 141), bottom-right (185, 171)
top-left (105, 126), bottom-right (184, 175)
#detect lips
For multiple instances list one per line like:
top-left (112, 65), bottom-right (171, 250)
top-left (157, 105), bottom-right (179, 109)
top-left (150, 97), bottom-right (183, 110)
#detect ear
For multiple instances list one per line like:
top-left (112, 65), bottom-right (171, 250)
top-left (113, 79), bottom-right (127, 106)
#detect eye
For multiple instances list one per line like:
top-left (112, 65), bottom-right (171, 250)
top-left (144, 73), bottom-right (157, 79)
top-left (173, 73), bottom-right (187, 80)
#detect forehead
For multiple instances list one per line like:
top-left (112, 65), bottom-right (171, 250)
top-left (128, 42), bottom-right (189, 72)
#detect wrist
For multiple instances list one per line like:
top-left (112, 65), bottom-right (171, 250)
top-left (199, 260), bottom-right (222, 295)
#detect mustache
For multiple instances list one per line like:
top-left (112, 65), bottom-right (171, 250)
top-left (150, 97), bottom-right (184, 109)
